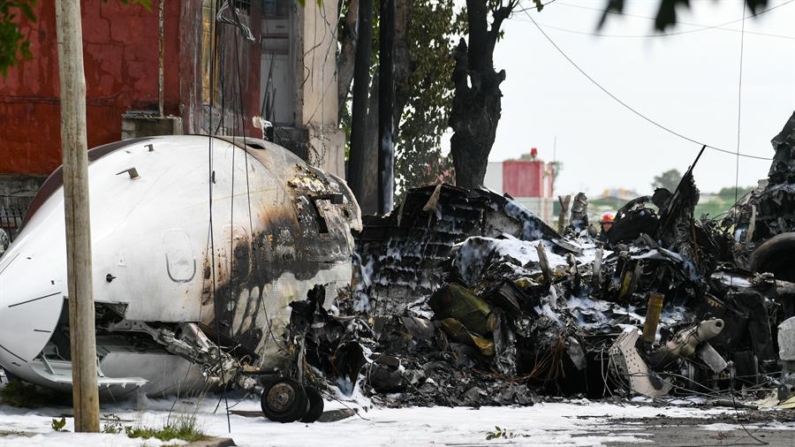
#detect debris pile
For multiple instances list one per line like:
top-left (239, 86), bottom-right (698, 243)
top-left (288, 112), bottom-right (795, 407)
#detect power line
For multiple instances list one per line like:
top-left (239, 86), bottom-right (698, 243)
top-left (519, 20), bottom-right (795, 41)
top-left (514, 0), bottom-right (558, 13)
top-left (521, 9), bottom-right (772, 161)
top-left (734, 5), bottom-right (748, 207)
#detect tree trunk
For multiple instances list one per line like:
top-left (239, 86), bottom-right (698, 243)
top-left (360, 74), bottom-right (380, 215)
top-left (378, 0), bottom-right (396, 214)
top-left (347, 0), bottom-right (373, 206)
top-left (337, 0), bottom-right (359, 123)
top-left (448, 1), bottom-right (510, 190)
top-left (393, 0), bottom-right (411, 136)
top-left (449, 38), bottom-right (505, 189)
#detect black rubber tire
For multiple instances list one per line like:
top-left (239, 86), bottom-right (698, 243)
top-left (260, 378), bottom-right (308, 423)
top-left (300, 387), bottom-right (324, 423)
top-left (750, 233), bottom-right (795, 282)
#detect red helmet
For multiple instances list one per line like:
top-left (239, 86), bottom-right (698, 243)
top-left (600, 212), bottom-right (615, 224)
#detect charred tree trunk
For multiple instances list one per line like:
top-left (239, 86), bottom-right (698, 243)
top-left (448, 1), bottom-right (511, 189)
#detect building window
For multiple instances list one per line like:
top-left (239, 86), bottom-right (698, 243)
top-left (263, 0), bottom-right (289, 18)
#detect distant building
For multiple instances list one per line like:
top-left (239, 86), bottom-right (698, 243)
top-left (600, 188), bottom-right (641, 201)
top-left (484, 158), bottom-right (555, 222)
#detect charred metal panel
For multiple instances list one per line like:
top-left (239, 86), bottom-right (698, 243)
top-left (726, 112), bottom-right (795, 272)
top-left (354, 184), bottom-right (558, 315)
top-left (200, 137), bottom-right (360, 365)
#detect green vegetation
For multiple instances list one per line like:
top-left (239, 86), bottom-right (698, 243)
top-left (45, 409), bottom-right (206, 442)
top-left (652, 169), bottom-right (683, 192)
top-left (486, 426), bottom-right (517, 440)
top-left (51, 417), bottom-right (66, 432)
top-left (0, 379), bottom-right (69, 408)
top-left (694, 187), bottom-right (754, 220)
top-left (101, 413), bottom-right (124, 434)
top-left (124, 415), bottom-right (208, 443)
top-left (0, 429), bottom-right (29, 437)
top-left (577, 185), bottom-right (756, 223)
top-left (0, 0), bottom-right (36, 77)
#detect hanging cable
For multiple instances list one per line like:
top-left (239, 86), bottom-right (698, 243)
top-left (217, 0), bottom-right (255, 41)
top-left (522, 9), bottom-right (772, 161)
top-left (735, 6), bottom-right (748, 207)
top-left (514, 0), bottom-right (559, 13)
top-left (206, 0), bottom-right (231, 432)
top-left (520, 20), bottom-right (795, 41)
top-left (232, 15), bottom-right (288, 352)
top-left (728, 12), bottom-right (768, 446)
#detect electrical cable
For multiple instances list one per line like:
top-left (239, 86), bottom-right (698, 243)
top-left (729, 13), bottom-right (767, 442)
top-left (514, 0), bottom-right (558, 13)
top-left (734, 7), bottom-right (747, 210)
top-left (232, 14), bottom-right (290, 354)
top-left (730, 374), bottom-right (769, 445)
top-left (207, 0), bottom-right (231, 432)
top-left (521, 9), bottom-right (773, 162)
top-left (521, 20), bottom-right (795, 41)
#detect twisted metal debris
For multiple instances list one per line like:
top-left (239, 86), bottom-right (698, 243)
top-left (288, 111), bottom-right (795, 408)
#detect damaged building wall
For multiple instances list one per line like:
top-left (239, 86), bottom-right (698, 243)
top-left (0, 1), bottom-right (184, 177)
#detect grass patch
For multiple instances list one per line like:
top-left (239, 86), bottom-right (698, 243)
top-left (0, 380), bottom-right (67, 408)
top-left (0, 429), bottom-right (31, 437)
top-left (124, 415), bottom-right (208, 443)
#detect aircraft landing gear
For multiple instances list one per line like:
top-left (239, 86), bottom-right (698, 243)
top-left (300, 386), bottom-right (324, 423)
top-left (260, 377), bottom-right (325, 423)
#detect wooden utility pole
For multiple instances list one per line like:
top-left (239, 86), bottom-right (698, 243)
top-left (347, 0), bottom-right (373, 206)
top-left (55, 0), bottom-right (100, 432)
top-left (378, 0), bottom-right (395, 214)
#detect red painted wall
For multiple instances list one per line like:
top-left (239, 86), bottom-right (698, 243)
top-left (0, 0), bottom-right (182, 176)
top-left (502, 160), bottom-right (554, 198)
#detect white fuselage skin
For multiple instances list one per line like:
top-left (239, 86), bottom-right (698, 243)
top-left (0, 136), bottom-right (360, 396)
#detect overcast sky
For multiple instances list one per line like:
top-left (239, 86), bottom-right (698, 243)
top-left (488, 0), bottom-right (795, 197)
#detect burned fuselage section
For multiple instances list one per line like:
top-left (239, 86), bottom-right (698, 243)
top-left (0, 136), bottom-right (361, 397)
top-left (288, 112), bottom-right (795, 406)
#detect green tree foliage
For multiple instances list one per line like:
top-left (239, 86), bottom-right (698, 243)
top-left (338, 0), bottom-right (466, 198)
top-left (694, 185), bottom-right (755, 219)
top-left (717, 185), bottom-right (754, 199)
top-left (0, 0), bottom-right (151, 77)
top-left (394, 0), bottom-right (464, 195)
top-left (601, 0), bottom-right (769, 31)
top-left (0, 0), bottom-right (36, 77)
top-left (652, 168), bottom-right (682, 192)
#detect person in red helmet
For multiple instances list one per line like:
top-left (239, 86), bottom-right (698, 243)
top-left (598, 212), bottom-right (615, 242)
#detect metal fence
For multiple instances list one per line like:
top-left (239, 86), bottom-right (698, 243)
top-left (0, 195), bottom-right (34, 243)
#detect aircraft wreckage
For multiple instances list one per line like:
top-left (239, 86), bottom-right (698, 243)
top-left (285, 111), bottom-right (795, 411)
top-left (3, 114), bottom-right (795, 423)
top-left (0, 135), bottom-right (361, 422)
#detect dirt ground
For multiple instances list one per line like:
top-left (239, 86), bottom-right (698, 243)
top-left (599, 410), bottom-right (795, 447)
